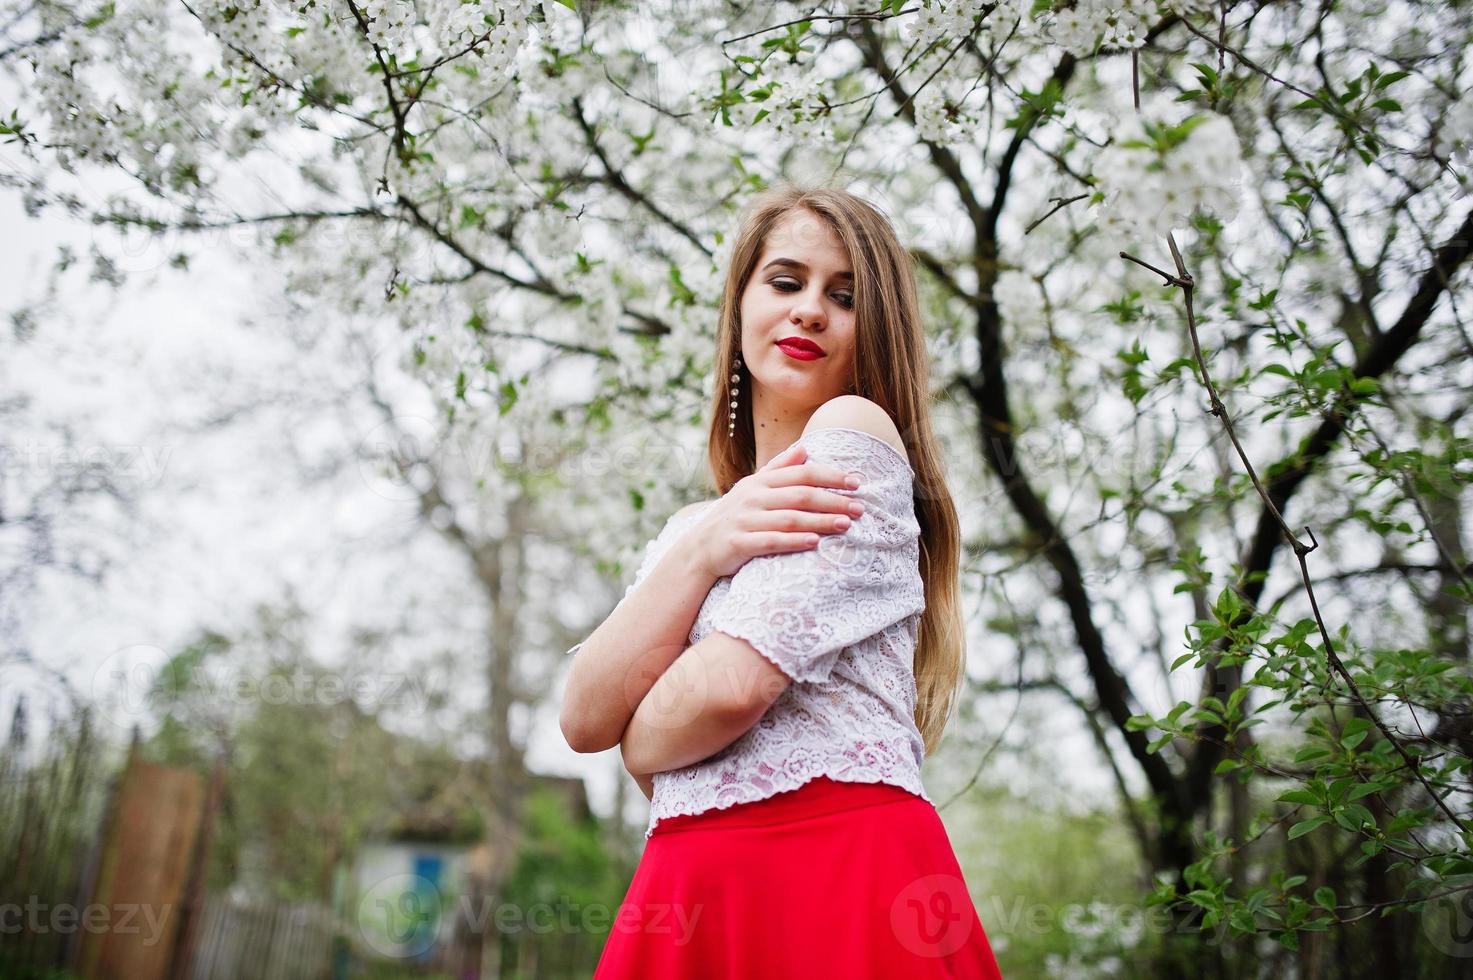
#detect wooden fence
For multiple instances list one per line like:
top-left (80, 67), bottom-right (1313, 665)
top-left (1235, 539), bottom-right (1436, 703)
top-left (0, 696), bottom-right (616, 979)
top-left (0, 699), bottom-right (115, 980)
top-left (182, 893), bottom-right (335, 980)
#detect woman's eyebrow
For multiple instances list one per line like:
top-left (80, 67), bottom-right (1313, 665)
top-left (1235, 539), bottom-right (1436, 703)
top-left (760, 257), bottom-right (854, 281)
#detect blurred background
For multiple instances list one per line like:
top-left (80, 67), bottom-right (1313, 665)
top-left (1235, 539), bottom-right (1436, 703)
top-left (2, 1), bottom-right (1471, 978)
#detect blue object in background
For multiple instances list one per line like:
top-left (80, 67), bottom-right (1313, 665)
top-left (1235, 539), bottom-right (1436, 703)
top-left (411, 854), bottom-right (445, 964)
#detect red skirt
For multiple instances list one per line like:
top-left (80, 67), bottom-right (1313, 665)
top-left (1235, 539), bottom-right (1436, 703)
top-left (593, 776), bottom-right (1004, 979)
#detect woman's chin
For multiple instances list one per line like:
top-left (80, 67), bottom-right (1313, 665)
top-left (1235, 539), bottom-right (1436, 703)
top-left (761, 353), bottom-right (829, 378)
top-left (752, 372), bottom-right (840, 406)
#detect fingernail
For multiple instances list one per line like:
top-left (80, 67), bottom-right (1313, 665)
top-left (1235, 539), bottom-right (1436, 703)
top-left (846, 474), bottom-right (861, 488)
top-left (835, 515), bottom-right (850, 530)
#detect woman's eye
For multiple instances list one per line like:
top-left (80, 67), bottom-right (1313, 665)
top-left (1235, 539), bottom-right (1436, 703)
top-left (771, 279), bottom-right (854, 308)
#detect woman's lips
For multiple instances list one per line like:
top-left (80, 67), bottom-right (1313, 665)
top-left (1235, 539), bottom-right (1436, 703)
top-left (776, 341), bottom-right (824, 361)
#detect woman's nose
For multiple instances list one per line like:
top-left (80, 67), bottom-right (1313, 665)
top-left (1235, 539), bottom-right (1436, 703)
top-left (791, 288), bottom-right (825, 327)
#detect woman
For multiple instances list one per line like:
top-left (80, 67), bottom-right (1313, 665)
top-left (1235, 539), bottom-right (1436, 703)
top-left (561, 184), bottom-right (1003, 979)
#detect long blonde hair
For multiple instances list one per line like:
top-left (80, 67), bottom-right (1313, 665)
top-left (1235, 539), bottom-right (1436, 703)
top-left (704, 183), bottom-right (966, 757)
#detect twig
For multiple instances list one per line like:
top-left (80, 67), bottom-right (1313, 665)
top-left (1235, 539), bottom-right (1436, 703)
top-left (1024, 193), bottom-right (1090, 235)
top-left (720, 5), bottom-right (909, 47)
top-left (1120, 234), bottom-right (1470, 837)
top-left (1173, 15), bottom-right (1415, 158)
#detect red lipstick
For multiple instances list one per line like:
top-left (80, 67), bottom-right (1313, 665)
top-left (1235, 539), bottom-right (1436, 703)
top-left (776, 336), bottom-right (825, 360)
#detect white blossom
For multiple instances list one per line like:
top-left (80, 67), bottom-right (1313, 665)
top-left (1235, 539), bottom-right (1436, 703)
top-left (1437, 89), bottom-right (1473, 169)
top-left (1092, 94), bottom-right (1246, 243)
top-left (1044, 0), bottom-right (1204, 55)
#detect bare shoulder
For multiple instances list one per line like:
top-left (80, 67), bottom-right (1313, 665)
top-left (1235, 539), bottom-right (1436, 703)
top-left (671, 500), bottom-right (715, 523)
top-left (802, 395), bottom-right (908, 463)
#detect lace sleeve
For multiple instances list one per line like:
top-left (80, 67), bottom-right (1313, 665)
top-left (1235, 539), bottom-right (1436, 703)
top-left (706, 426), bottom-right (925, 684)
top-left (563, 508), bottom-right (686, 658)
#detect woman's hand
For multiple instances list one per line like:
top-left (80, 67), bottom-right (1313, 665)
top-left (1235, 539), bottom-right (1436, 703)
top-left (686, 442), bottom-right (867, 580)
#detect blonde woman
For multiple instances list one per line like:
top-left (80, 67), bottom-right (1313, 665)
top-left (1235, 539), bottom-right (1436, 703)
top-left (562, 184), bottom-right (1003, 979)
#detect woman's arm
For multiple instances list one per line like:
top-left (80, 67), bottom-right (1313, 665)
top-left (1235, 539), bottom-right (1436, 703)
top-left (629, 769), bottom-right (655, 803)
top-left (560, 514), bottom-right (717, 754)
top-left (619, 630), bottom-right (789, 776)
top-left (621, 405), bottom-right (918, 774)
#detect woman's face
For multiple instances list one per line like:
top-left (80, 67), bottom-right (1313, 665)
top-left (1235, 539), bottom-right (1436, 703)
top-left (738, 209), bottom-right (857, 411)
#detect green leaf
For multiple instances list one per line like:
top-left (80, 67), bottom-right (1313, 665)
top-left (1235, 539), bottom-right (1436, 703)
top-left (667, 264), bottom-right (697, 306)
top-left (1313, 886), bottom-right (1336, 910)
top-left (1185, 889), bottom-right (1220, 910)
top-left (1213, 586), bottom-right (1244, 624)
top-left (498, 378), bottom-right (519, 416)
top-left (1288, 816), bottom-right (1331, 840)
top-left (83, 2), bottom-right (116, 29)
top-left (1226, 686), bottom-right (1248, 717)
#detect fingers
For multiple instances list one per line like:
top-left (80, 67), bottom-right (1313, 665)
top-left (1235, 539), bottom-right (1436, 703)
top-left (756, 444), bottom-right (862, 495)
top-left (760, 442), bottom-right (805, 471)
top-left (763, 462), bottom-right (862, 493)
top-left (760, 508), bottom-right (856, 534)
top-left (766, 486), bottom-right (866, 517)
top-left (755, 530), bottom-right (822, 553)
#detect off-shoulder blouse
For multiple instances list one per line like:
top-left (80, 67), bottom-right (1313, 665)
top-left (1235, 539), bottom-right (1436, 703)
top-left (568, 425), bottom-right (931, 838)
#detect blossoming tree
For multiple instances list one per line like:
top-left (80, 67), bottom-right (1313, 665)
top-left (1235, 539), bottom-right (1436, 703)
top-left (3, 0), bottom-right (1471, 974)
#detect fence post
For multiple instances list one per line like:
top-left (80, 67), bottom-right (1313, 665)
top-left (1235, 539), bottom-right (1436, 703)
top-left (75, 739), bottom-right (205, 980)
top-left (169, 749), bottom-right (228, 980)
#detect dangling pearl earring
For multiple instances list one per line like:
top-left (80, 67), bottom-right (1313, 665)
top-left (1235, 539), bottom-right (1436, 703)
top-left (727, 356), bottom-right (742, 438)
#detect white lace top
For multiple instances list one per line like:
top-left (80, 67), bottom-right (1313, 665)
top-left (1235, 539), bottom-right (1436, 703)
top-left (576, 425), bottom-right (933, 839)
